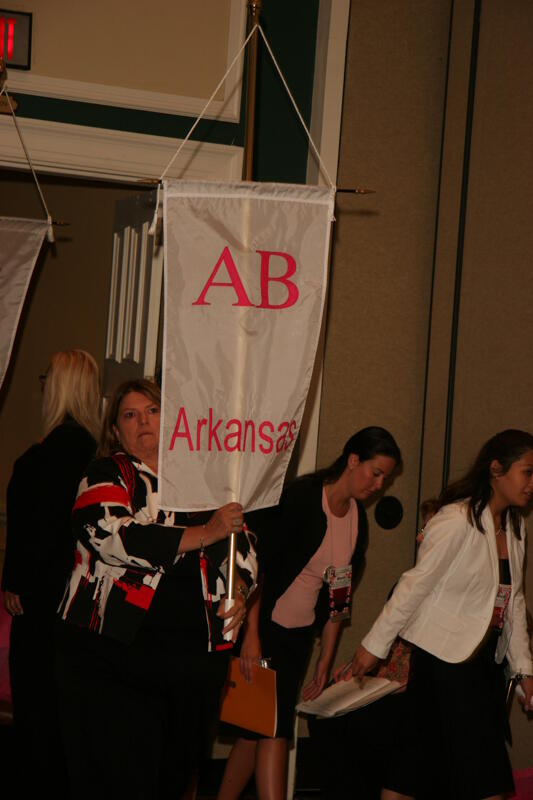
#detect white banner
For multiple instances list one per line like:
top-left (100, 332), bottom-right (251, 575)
top-left (0, 217), bottom-right (47, 390)
top-left (160, 180), bottom-right (334, 512)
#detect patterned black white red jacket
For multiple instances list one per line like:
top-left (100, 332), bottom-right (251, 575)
top-left (59, 452), bottom-right (257, 649)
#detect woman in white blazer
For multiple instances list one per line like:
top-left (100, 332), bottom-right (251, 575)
top-left (347, 429), bottom-right (533, 800)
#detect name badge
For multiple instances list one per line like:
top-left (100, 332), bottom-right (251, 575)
top-left (492, 583), bottom-right (512, 631)
top-left (324, 565), bottom-right (352, 622)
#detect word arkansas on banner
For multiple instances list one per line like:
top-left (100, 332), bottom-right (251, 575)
top-left (160, 179), bottom-right (335, 512)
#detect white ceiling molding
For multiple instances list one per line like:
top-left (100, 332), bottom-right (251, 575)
top-left (0, 116), bottom-right (244, 183)
top-left (5, 0), bottom-right (246, 123)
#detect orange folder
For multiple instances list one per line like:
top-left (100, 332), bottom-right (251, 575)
top-left (219, 656), bottom-right (277, 737)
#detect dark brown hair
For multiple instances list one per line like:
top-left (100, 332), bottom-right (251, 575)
top-left (436, 429), bottom-right (533, 538)
top-left (98, 379), bottom-right (161, 457)
top-left (319, 426), bottom-right (402, 484)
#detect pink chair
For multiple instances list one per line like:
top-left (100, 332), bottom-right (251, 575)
top-left (0, 591), bottom-right (13, 723)
top-left (509, 768), bottom-right (533, 800)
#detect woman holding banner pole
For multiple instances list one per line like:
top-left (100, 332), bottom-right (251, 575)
top-left (55, 378), bottom-right (257, 799)
top-left (218, 427), bottom-right (402, 800)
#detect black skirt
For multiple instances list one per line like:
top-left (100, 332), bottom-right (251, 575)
top-left (308, 688), bottom-right (420, 800)
top-left (410, 631), bottom-right (514, 800)
top-left (260, 618), bottom-right (315, 738)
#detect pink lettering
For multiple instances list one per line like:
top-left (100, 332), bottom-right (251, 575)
top-left (276, 421), bottom-right (290, 452)
top-left (169, 407), bottom-right (193, 451)
top-left (259, 421), bottom-right (274, 454)
top-left (208, 408), bottom-right (222, 451)
top-left (224, 419), bottom-right (242, 452)
top-left (192, 246), bottom-right (253, 307)
top-left (196, 418), bottom-right (207, 450)
top-left (168, 408), bottom-right (298, 455)
top-left (287, 420), bottom-right (298, 449)
top-left (243, 420), bottom-right (255, 452)
top-left (256, 250), bottom-right (299, 309)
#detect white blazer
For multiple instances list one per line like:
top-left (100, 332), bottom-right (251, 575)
top-left (362, 501), bottom-right (533, 673)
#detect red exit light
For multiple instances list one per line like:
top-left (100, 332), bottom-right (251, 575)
top-left (0, 9), bottom-right (32, 69)
top-left (0, 17), bottom-right (16, 60)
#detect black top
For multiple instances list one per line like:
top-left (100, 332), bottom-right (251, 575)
top-left (2, 419), bottom-right (96, 612)
top-left (498, 558), bottom-right (511, 585)
top-left (141, 510), bottom-right (218, 650)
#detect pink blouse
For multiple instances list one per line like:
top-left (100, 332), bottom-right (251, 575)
top-left (271, 487), bottom-right (358, 628)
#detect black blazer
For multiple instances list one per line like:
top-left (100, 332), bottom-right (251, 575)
top-left (252, 473), bottom-right (368, 631)
top-left (2, 418), bottom-right (96, 611)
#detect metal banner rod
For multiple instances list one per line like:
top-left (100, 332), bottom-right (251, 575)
top-left (227, 1), bottom-right (263, 603)
top-left (241, 0), bottom-right (262, 181)
top-left (227, 532), bottom-right (237, 600)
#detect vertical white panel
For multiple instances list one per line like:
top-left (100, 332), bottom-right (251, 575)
top-left (122, 226), bottom-right (139, 360)
top-left (133, 222), bottom-right (149, 363)
top-left (114, 226), bottom-right (131, 362)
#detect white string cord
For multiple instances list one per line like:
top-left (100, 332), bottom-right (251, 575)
top-left (159, 24), bottom-right (259, 182)
top-left (257, 25), bottom-right (334, 189)
top-left (1, 82), bottom-right (54, 241)
top-left (159, 23), bottom-right (334, 189)
top-left (148, 181), bottom-right (161, 237)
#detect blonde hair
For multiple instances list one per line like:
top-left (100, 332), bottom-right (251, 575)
top-left (98, 378), bottom-right (161, 457)
top-left (42, 350), bottom-right (101, 440)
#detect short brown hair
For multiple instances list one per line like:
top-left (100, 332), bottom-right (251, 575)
top-left (98, 379), bottom-right (161, 457)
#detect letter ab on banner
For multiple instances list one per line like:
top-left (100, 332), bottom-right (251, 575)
top-left (159, 179), bottom-right (335, 512)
